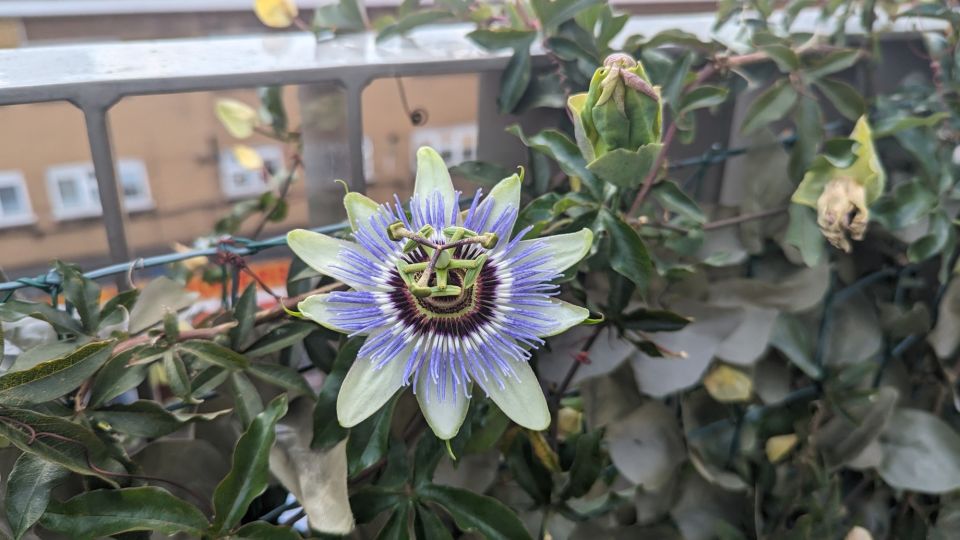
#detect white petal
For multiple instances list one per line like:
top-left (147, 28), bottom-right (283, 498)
top-left (336, 340), bottom-right (411, 428)
top-left (343, 192), bottom-right (382, 233)
top-left (414, 147), bottom-right (456, 220)
top-left (484, 360), bottom-right (550, 431)
top-left (475, 173), bottom-right (521, 240)
top-left (416, 369), bottom-right (471, 440)
top-left (511, 228), bottom-right (593, 274)
top-left (287, 229), bottom-right (379, 291)
top-left (525, 298), bottom-right (590, 338)
top-left (297, 293), bottom-right (368, 334)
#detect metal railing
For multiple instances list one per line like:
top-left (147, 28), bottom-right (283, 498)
top-left (0, 12), bottom-right (943, 288)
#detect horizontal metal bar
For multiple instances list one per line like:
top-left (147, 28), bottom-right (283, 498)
top-left (0, 220), bottom-right (350, 293)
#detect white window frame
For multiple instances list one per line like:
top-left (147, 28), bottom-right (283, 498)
top-left (0, 170), bottom-right (36, 228)
top-left (219, 144), bottom-right (284, 200)
top-left (46, 159), bottom-right (153, 220)
top-left (409, 123), bottom-right (478, 172)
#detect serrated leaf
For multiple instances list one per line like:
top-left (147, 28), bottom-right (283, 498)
top-left (0, 340), bottom-right (113, 405)
top-left (211, 395), bottom-right (288, 533)
top-left (40, 487), bottom-right (208, 540)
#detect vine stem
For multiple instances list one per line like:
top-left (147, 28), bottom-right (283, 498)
top-left (114, 281), bottom-right (344, 355)
top-left (627, 47), bottom-right (837, 216)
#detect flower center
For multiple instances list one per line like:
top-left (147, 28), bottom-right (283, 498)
top-left (386, 223), bottom-right (501, 336)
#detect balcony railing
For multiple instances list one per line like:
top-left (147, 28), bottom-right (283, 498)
top-left (0, 12), bottom-right (943, 292)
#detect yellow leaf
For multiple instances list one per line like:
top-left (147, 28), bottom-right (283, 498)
top-left (844, 526), bottom-right (873, 540)
top-left (556, 407), bottom-right (583, 441)
top-left (527, 430), bottom-right (561, 472)
top-left (215, 98), bottom-right (258, 139)
top-left (172, 242), bottom-right (208, 272)
top-left (703, 364), bottom-right (752, 402)
top-left (232, 145), bottom-right (264, 171)
top-left (254, 0), bottom-right (298, 28)
top-left (765, 433), bottom-right (799, 463)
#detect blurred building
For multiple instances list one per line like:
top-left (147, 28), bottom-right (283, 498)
top-left (0, 1), bottom-right (480, 277)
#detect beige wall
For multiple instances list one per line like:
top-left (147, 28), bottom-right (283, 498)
top-left (0, 74), bottom-right (478, 275)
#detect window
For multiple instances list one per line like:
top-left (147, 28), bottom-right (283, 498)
top-left (409, 124), bottom-right (478, 172)
top-left (46, 159), bottom-right (153, 220)
top-left (0, 171), bottom-right (35, 228)
top-left (219, 144), bottom-right (284, 200)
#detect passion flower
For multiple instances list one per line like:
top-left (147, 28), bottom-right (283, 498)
top-left (288, 147), bottom-right (593, 439)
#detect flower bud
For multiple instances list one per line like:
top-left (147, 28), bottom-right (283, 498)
top-left (569, 53), bottom-right (662, 161)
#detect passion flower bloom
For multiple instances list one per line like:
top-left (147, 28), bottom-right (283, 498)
top-left (288, 147), bottom-right (593, 439)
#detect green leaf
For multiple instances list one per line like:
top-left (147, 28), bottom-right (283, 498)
top-left (467, 29), bottom-right (537, 50)
top-left (760, 44), bottom-right (799, 72)
top-left (90, 400), bottom-right (230, 438)
top-left (0, 340), bottom-right (113, 405)
top-left (784, 204), bottom-right (824, 267)
top-left (418, 484), bottom-right (532, 540)
top-left (229, 284), bottom-right (257, 350)
top-left (179, 339), bottom-right (249, 370)
top-left (507, 125), bottom-right (601, 198)
top-left (164, 350), bottom-right (192, 401)
top-left (0, 407), bottom-right (119, 484)
top-left (678, 85), bottom-right (729, 115)
top-left (586, 145), bottom-right (662, 189)
top-left (312, 337), bottom-right (361, 450)
top-left (561, 430), bottom-right (603, 498)
top-left (804, 49), bottom-right (860, 79)
top-left (55, 261), bottom-right (101, 334)
top-left (651, 180), bottom-right (706, 223)
top-left (377, 503), bottom-right (412, 539)
top-left (598, 210), bottom-right (653, 292)
top-left (741, 81), bottom-right (798, 134)
top-left (620, 308), bottom-right (691, 332)
top-left (247, 362), bottom-right (314, 397)
top-left (40, 487), bottom-right (208, 540)
top-left (814, 78), bottom-right (866, 121)
top-left (531, 0), bottom-right (602, 30)
top-left (211, 395), bottom-right (289, 533)
top-left (377, 10), bottom-right (453, 43)
top-left (347, 394), bottom-right (398, 477)
top-left (0, 300), bottom-right (84, 336)
top-left (234, 522), bottom-right (301, 539)
top-left (499, 45), bottom-right (533, 114)
top-left (351, 486), bottom-right (406, 524)
top-left (258, 86), bottom-right (288, 136)
top-left (127, 276), bottom-right (197, 334)
top-left (244, 321), bottom-right (316, 357)
top-left (909, 211), bottom-right (953, 262)
top-left (415, 504), bottom-right (455, 540)
top-left (5, 453), bottom-right (69, 540)
top-left (449, 161), bottom-right (512, 188)
top-left (877, 408), bottom-right (960, 494)
top-left (874, 113), bottom-right (949, 138)
top-left (313, 0), bottom-right (367, 34)
top-left (229, 371), bottom-right (264, 428)
top-left (87, 346), bottom-right (154, 408)
top-left (871, 179), bottom-right (938, 230)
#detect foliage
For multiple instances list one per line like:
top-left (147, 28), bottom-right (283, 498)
top-left (2, 0), bottom-right (960, 539)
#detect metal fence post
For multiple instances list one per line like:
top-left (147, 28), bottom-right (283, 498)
top-left (77, 99), bottom-right (132, 290)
